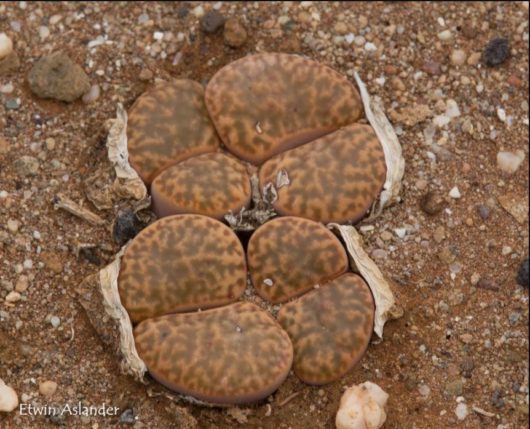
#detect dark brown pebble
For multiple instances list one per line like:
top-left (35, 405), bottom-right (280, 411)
top-left (477, 204), bottom-right (491, 220)
top-left (422, 61), bottom-right (441, 75)
top-left (476, 278), bottom-right (500, 291)
top-left (420, 191), bottom-right (446, 215)
top-left (460, 21), bottom-right (477, 39)
top-left (201, 10), bottom-right (225, 34)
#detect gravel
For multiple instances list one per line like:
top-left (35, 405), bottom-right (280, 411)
top-left (0, 2), bottom-right (527, 429)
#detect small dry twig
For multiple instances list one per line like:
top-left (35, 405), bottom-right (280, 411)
top-left (278, 391), bottom-right (301, 407)
top-left (472, 406), bottom-right (496, 418)
top-left (53, 194), bottom-right (105, 226)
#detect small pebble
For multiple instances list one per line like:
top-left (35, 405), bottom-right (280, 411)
top-left (364, 42), bottom-right (377, 52)
top-left (0, 33), bottom-right (13, 59)
top-left (517, 257), bottom-right (529, 288)
top-left (5, 291), bottom-right (21, 303)
top-left (422, 61), bottom-right (441, 75)
top-left (455, 403), bottom-right (468, 420)
top-left (201, 10), bottom-right (225, 34)
top-left (449, 187), bottom-right (461, 199)
top-left (354, 35), bottom-right (365, 46)
top-left (39, 380), bottom-right (58, 398)
top-left (7, 219), bottom-right (19, 233)
top-left (113, 210), bottom-right (143, 245)
top-left (120, 409), bottom-right (137, 424)
top-left (5, 98), bottom-right (20, 110)
top-left (491, 389), bottom-right (505, 408)
top-left (477, 204), bottom-right (490, 220)
top-left (476, 278), bottom-right (500, 291)
top-left (496, 150), bottom-right (524, 174)
top-left (482, 37), bottom-right (510, 66)
top-left (437, 29), bottom-right (452, 41)
top-left (0, 379), bottom-right (18, 412)
top-left (420, 191), bottom-right (446, 215)
top-left (38, 25), bottom-right (50, 41)
top-left (394, 228), bottom-right (407, 239)
top-left (224, 17), bottom-right (247, 48)
top-left (50, 316), bottom-right (61, 328)
top-left (139, 68), bottom-right (153, 81)
top-left (0, 83), bottom-right (14, 93)
top-left (467, 52), bottom-right (482, 66)
top-left (496, 108), bottom-right (506, 122)
top-left (380, 231), bottom-right (393, 241)
top-left (418, 384), bottom-right (431, 397)
top-left (501, 246), bottom-right (512, 256)
top-left (82, 84), bottom-right (100, 104)
top-left (15, 276), bottom-right (29, 293)
top-left (371, 249), bottom-right (388, 260)
top-left (450, 49), bottom-right (467, 66)
top-left (191, 5), bottom-right (205, 18)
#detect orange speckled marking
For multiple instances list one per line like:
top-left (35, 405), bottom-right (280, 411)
top-left (259, 123), bottom-right (386, 224)
top-left (277, 273), bottom-right (374, 385)
top-left (205, 53), bottom-right (363, 164)
top-left (134, 302), bottom-right (293, 405)
top-left (247, 216), bottom-right (348, 303)
top-left (150, 152), bottom-right (252, 220)
top-left (118, 214), bottom-right (247, 323)
top-left (128, 79), bottom-right (220, 184)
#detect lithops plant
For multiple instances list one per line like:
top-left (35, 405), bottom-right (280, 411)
top-left (259, 123), bottom-right (387, 224)
top-left (127, 79), bottom-right (220, 184)
top-left (205, 53), bottom-right (363, 164)
top-left (112, 51), bottom-right (392, 405)
top-left (277, 273), bottom-right (374, 385)
top-left (247, 216), bottom-right (349, 303)
top-left (150, 152), bottom-right (251, 220)
top-left (118, 214), bottom-right (247, 323)
top-left (134, 302), bottom-right (293, 405)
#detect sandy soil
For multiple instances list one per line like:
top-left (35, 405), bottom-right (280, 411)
top-left (0, 1), bottom-right (528, 428)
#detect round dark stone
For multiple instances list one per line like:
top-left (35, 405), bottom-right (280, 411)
top-left (420, 191), bottom-right (446, 215)
top-left (482, 37), bottom-right (510, 67)
top-left (200, 10), bottom-right (225, 34)
top-left (477, 204), bottom-right (491, 220)
top-left (113, 210), bottom-right (143, 245)
top-left (516, 257), bottom-right (529, 288)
